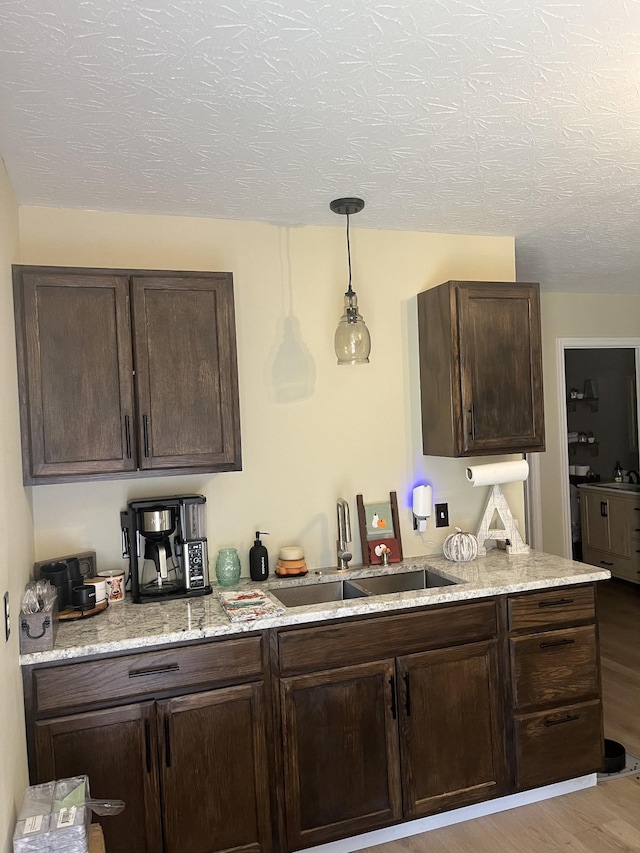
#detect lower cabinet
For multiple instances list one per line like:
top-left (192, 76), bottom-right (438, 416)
top-left (507, 585), bottom-right (603, 791)
top-left (35, 702), bottom-right (162, 853)
top-left (280, 661), bottom-right (402, 850)
top-left (277, 604), bottom-right (508, 849)
top-left (397, 640), bottom-right (506, 818)
top-left (24, 585), bottom-right (604, 853)
top-left (26, 639), bottom-right (272, 853)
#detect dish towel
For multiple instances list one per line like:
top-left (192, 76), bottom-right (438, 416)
top-left (218, 590), bottom-right (285, 622)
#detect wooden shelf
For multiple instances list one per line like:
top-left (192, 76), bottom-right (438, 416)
top-left (569, 442), bottom-right (599, 456)
top-left (567, 396), bottom-right (599, 413)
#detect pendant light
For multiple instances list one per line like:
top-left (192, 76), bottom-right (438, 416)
top-left (330, 197), bottom-right (371, 365)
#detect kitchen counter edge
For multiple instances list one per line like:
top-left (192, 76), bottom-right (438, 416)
top-left (20, 550), bottom-right (611, 666)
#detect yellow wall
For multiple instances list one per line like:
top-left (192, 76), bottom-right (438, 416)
top-left (539, 293), bottom-right (640, 556)
top-left (18, 206), bottom-right (523, 573)
top-left (0, 163), bottom-right (33, 851)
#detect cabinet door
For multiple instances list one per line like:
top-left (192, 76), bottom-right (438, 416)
top-left (157, 684), bottom-right (271, 853)
top-left (280, 661), bottom-right (402, 850)
top-left (397, 640), bottom-right (507, 818)
top-left (131, 274), bottom-right (241, 472)
top-left (34, 702), bottom-right (162, 853)
top-left (608, 495), bottom-right (631, 556)
top-left (581, 491), bottom-right (610, 551)
top-left (13, 268), bottom-right (136, 482)
top-left (457, 283), bottom-right (545, 455)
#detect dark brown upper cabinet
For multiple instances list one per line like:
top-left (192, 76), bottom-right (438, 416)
top-left (13, 266), bottom-right (242, 484)
top-left (417, 281), bottom-right (545, 457)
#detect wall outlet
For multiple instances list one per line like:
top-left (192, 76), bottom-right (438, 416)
top-left (435, 503), bottom-right (449, 528)
top-left (3, 591), bottom-right (9, 642)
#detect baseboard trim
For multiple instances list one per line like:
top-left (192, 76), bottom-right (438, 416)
top-left (303, 774), bottom-right (597, 853)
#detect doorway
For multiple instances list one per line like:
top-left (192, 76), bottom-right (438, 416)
top-left (557, 338), bottom-right (640, 561)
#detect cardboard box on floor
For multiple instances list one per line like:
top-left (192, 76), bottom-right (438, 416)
top-left (89, 824), bottom-right (105, 853)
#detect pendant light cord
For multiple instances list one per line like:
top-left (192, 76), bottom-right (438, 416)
top-left (346, 213), bottom-right (353, 293)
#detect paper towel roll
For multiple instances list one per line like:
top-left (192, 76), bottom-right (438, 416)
top-left (466, 459), bottom-right (529, 487)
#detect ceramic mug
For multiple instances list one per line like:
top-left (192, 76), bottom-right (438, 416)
top-left (98, 569), bottom-right (126, 602)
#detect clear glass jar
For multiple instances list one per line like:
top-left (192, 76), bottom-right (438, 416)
top-left (215, 548), bottom-right (241, 586)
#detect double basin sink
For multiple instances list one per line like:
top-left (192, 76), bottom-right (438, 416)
top-left (270, 569), bottom-right (458, 608)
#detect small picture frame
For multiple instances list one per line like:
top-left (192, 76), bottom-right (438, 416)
top-left (356, 492), bottom-right (403, 566)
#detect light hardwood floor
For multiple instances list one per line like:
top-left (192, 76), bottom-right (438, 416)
top-left (361, 578), bottom-right (640, 853)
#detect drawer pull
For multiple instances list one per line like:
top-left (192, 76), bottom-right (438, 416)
top-left (164, 717), bottom-right (172, 768)
top-left (143, 414), bottom-right (150, 458)
top-left (544, 713), bottom-right (579, 727)
top-left (404, 672), bottom-right (412, 717)
top-left (144, 721), bottom-right (152, 773)
top-left (601, 501), bottom-right (608, 518)
top-left (124, 415), bottom-right (132, 459)
top-left (599, 560), bottom-right (614, 567)
top-left (539, 638), bottom-right (576, 650)
top-left (390, 676), bottom-right (397, 720)
top-left (538, 598), bottom-right (573, 609)
top-left (128, 663), bottom-right (180, 679)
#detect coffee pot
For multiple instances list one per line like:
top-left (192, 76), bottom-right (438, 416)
top-left (121, 495), bottom-right (211, 603)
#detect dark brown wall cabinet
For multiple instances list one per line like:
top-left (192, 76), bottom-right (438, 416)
top-left (25, 638), bottom-right (272, 853)
top-left (275, 601), bottom-right (508, 849)
top-left (13, 266), bottom-right (242, 484)
top-left (417, 281), bottom-right (545, 457)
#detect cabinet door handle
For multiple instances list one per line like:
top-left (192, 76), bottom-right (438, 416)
top-left (124, 415), bottom-right (132, 459)
top-left (601, 501), bottom-right (608, 517)
top-left (143, 415), bottom-right (150, 458)
top-left (538, 598), bottom-right (573, 608)
top-left (389, 676), bottom-right (397, 720)
top-left (144, 721), bottom-right (152, 773)
top-left (129, 663), bottom-right (180, 679)
top-left (164, 717), bottom-right (172, 768)
top-left (539, 638), bottom-right (575, 649)
top-left (404, 672), bottom-right (411, 717)
top-left (544, 713), bottom-right (579, 728)
top-left (468, 405), bottom-right (476, 440)
top-left (599, 560), bottom-right (614, 567)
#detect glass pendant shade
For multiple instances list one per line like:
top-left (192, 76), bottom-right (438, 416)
top-left (330, 196), bottom-right (370, 366)
top-left (334, 288), bottom-right (371, 365)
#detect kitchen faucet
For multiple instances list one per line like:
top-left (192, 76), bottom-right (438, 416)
top-left (336, 498), bottom-right (353, 570)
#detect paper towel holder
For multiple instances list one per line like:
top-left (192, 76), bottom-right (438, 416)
top-left (466, 461), bottom-right (530, 556)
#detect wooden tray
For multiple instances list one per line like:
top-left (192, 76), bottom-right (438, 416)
top-left (58, 600), bottom-right (108, 620)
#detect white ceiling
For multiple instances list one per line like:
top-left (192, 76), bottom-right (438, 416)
top-left (1, 0), bottom-right (640, 293)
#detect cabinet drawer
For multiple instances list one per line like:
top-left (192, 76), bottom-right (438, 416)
top-left (32, 636), bottom-right (263, 714)
top-left (277, 600), bottom-right (497, 676)
top-left (583, 547), bottom-right (633, 580)
top-left (507, 586), bottom-right (595, 632)
top-left (510, 625), bottom-right (599, 709)
top-left (514, 699), bottom-right (602, 789)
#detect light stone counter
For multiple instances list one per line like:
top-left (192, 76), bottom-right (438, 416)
top-left (20, 549), bottom-right (610, 666)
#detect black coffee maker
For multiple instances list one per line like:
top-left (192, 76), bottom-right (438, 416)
top-left (121, 495), bottom-right (211, 603)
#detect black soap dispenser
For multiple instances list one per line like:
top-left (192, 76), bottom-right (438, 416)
top-left (614, 461), bottom-right (623, 483)
top-left (249, 531), bottom-right (270, 581)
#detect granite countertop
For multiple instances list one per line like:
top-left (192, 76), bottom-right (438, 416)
top-left (577, 481), bottom-right (640, 495)
top-left (20, 549), bottom-right (610, 666)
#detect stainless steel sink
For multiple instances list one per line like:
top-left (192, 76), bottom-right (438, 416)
top-left (353, 569), bottom-right (457, 595)
top-left (269, 580), bottom-right (368, 608)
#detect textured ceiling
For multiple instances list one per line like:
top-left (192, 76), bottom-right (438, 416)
top-left (1, 0), bottom-right (640, 293)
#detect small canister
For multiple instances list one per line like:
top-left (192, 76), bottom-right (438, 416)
top-left (84, 577), bottom-right (107, 604)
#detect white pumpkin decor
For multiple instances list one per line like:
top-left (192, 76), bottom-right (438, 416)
top-left (443, 528), bottom-right (478, 562)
